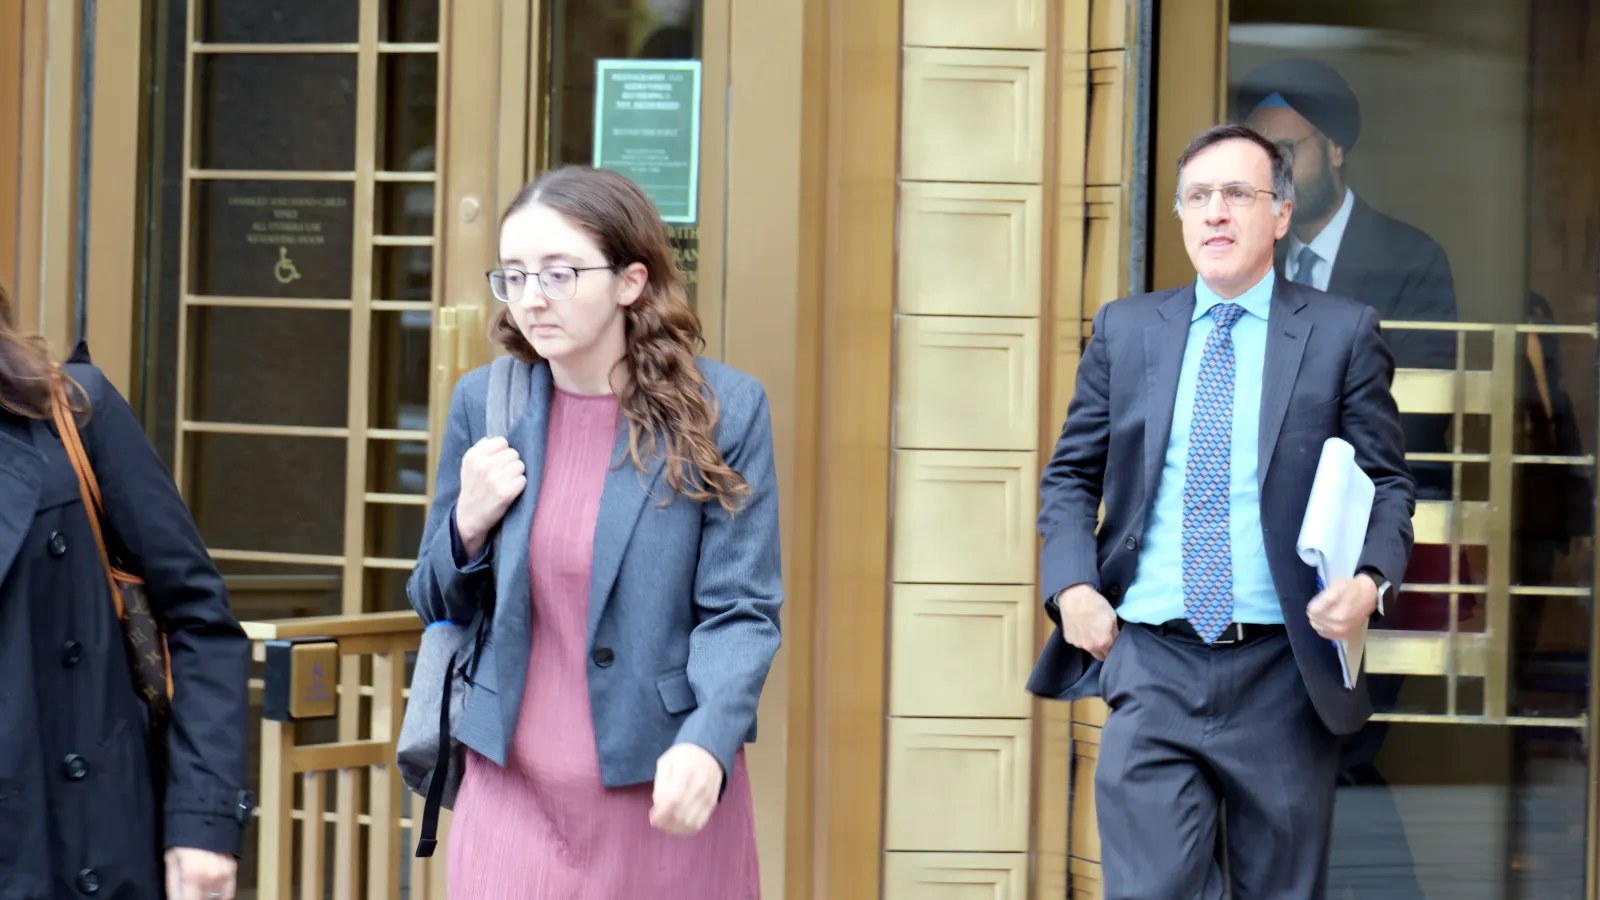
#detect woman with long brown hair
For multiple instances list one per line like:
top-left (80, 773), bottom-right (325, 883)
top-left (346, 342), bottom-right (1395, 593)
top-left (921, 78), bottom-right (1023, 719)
top-left (0, 284), bottom-right (252, 898)
top-left (407, 166), bottom-right (782, 897)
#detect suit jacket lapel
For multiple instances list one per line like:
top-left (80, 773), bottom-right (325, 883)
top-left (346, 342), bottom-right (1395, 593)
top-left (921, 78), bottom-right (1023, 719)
top-left (1143, 288), bottom-right (1195, 511)
top-left (1258, 278), bottom-right (1312, 488)
top-left (586, 426), bottom-right (667, 645)
top-left (493, 362), bottom-right (549, 705)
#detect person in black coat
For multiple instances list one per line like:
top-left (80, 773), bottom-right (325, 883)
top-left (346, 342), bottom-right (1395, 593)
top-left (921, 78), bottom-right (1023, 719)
top-left (0, 284), bottom-right (253, 900)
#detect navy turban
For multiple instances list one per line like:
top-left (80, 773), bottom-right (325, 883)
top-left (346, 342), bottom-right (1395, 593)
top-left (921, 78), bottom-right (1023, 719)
top-left (1235, 58), bottom-right (1361, 152)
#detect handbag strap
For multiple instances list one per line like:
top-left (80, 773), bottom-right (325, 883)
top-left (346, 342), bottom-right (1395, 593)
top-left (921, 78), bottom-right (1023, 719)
top-left (49, 372), bottom-right (131, 618)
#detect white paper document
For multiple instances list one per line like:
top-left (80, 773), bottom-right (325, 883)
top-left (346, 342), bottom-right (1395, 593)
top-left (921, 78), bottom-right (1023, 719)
top-left (1295, 438), bottom-right (1375, 690)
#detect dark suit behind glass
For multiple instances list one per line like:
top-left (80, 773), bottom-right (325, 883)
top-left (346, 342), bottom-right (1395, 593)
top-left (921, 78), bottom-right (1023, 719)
top-left (1027, 276), bottom-right (1416, 898)
top-left (1277, 196), bottom-right (1459, 502)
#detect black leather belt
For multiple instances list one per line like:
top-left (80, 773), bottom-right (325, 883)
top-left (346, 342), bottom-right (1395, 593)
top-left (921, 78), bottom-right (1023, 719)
top-left (1146, 619), bottom-right (1286, 646)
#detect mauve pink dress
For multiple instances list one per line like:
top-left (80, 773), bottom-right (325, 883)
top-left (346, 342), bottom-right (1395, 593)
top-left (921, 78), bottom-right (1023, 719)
top-left (446, 388), bottom-right (760, 899)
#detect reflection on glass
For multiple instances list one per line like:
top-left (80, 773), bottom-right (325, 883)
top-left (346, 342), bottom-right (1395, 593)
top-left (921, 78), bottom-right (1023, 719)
top-left (377, 183), bottom-right (435, 236)
top-left (197, 54), bottom-right (357, 171)
top-left (375, 246), bottom-right (433, 304)
top-left (201, 0), bottom-right (358, 44)
top-left (1228, 0), bottom-right (1596, 894)
top-left (366, 505), bottom-right (426, 560)
top-left (367, 440), bottom-right (430, 496)
top-left (365, 569), bottom-right (416, 614)
top-left (369, 310), bottom-right (432, 430)
top-left (546, 0), bottom-right (703, 307)
top-left (379, 53), bottom-right (438, 171)
top-left (380, 0), bottom-right (440, 43)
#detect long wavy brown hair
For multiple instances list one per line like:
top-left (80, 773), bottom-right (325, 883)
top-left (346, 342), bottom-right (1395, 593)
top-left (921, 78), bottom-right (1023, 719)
top-left (488, 166), bottom-right (749, 514)
top-left (0, 281), bottom-right (81, 419)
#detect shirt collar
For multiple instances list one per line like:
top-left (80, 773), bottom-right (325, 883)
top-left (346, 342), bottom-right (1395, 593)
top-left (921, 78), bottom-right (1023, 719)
top-left (1193, 267), bottom-right (1276, 323)
top-left (1286, 186), bottom-right (1356, 266)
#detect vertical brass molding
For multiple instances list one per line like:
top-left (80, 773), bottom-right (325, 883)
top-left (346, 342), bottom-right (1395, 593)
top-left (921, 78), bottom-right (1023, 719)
top-left (84, 0), bottom-right (150, 394)
top-left (1483, 329), bottom-right (1516, 718)
top-left (1149, 0), bottom-right (1225, 291)
top-left (1034, 2), bottom-right (1091, 897)
top-left (432, 0), bottom-right (503, 481)
top-left (14, 0), bottom-right (47, 334)
top-left (725, 0), bottom-right (807, 894)
top-left (36, 0), bottom-right (83, 352)
top-left (424, 0), bottom-right (455, 491)
top-left (437, 0), bottom-right (502, 318)
top-left (812, 0), bottom-right (898, 893)
top-left (1590, 375), bottom-right (1600, 900)
top-left (694, 0), bottom-right (731, 360)
top-left (496, 0), bottom-right (533, 214)
top-left (170, 0), bottom-right (198, 489)
top-left (340, 0), bottom-right (380, 618)
top-left (785, 0), bottom-right (831, 891)
top-left (0, 1), bottom-right (23, 299)
top-left (521, 0), bottom-right (548, 179)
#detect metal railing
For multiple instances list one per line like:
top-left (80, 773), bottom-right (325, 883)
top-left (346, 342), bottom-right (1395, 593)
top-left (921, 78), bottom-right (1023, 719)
top-left (242, 612), bottom-right (443, 900)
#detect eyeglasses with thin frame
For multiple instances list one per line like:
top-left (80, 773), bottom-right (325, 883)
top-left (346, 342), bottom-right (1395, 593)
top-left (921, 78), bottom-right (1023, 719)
top-left (1178, 183), bottom-right (1278, 210)
top-left (486, 265), bottom-right (613, 303)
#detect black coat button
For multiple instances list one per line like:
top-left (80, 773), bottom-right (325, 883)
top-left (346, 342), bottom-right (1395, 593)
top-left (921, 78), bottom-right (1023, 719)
top-left (62, 754), bottom-right (88, 780)
top-left (61, 641), bottom-right (82, 667)
top-left (591, 647), bottom-right (615, 668)
top-left (1125, 535), bottom-right (1138, 550)
top-left (48, 531), bottom-right (67, 557)
top-left (1107, 584), bottom-right (1122, 599)
top-left (77, 868), bottom-right (99, 894)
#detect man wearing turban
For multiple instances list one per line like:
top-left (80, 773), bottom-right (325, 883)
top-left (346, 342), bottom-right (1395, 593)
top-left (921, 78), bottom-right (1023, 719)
top-left (1238, 58), bottom-right (1458, 504)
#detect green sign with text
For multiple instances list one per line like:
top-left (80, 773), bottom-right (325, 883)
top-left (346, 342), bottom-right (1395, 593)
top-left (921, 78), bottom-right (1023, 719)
top-left (592, 59), bottom-right (702, 224)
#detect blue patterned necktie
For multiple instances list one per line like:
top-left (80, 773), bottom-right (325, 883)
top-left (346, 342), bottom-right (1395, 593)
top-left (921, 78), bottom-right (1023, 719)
top-left (1182, 302), bottom-right (1246, 643)
top-left (1291, 246), bottom-right (1320, 286)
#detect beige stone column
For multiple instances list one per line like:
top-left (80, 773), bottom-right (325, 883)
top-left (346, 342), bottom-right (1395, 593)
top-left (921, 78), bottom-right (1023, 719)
top-left (879, 1), bottom-right (1141, 897)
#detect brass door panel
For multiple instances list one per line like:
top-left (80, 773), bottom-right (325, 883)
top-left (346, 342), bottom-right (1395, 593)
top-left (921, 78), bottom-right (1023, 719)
top-left (138, 0), bottom-right (495, 624)
top-left (135, 3), bottom-right (507, 895)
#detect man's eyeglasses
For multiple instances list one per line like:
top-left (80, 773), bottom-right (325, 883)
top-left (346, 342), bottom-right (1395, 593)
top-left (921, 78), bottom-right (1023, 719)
top-left (1178, 183), bottom-right (1278, 210)
top-left (486, 265), bottom-right (612, 303)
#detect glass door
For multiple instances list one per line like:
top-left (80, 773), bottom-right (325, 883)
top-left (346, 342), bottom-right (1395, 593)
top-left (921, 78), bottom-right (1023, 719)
top-left (538, 0), bottom-right (730, 354)
top-left (1149, 1), bottom-right (1600, 896)
top-left (136, 0), bottom-right (508, 622)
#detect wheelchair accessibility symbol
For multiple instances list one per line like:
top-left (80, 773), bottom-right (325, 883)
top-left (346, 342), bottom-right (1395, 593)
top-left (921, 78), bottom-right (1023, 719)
top-left (273, 247), bottom-right (302, 285)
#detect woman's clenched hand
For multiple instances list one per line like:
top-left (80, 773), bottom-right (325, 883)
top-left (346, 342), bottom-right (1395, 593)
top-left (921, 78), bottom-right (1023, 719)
top-left (454, 436), bottom-right (527, 558)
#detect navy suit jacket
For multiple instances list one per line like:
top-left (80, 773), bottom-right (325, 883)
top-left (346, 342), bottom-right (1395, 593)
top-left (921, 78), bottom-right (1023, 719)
top-left (407, 358), bottom-right (784, 787)
top-left (1025, 276), bottom-right (1416, 736)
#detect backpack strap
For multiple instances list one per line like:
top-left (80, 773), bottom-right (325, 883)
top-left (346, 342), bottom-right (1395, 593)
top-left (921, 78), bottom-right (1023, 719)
top-left (484, 355), bottom-right (532, 439)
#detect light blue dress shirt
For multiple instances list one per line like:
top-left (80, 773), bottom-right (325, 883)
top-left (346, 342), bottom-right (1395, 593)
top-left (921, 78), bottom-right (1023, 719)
top-left (1118, 269), bottom-right (1281, 625)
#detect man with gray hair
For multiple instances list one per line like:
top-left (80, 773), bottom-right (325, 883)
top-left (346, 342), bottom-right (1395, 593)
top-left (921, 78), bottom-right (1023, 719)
top-left (1027, 123), bottom-right (1416, 898)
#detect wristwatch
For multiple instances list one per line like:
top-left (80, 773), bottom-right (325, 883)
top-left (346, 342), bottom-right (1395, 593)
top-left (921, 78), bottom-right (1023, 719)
top-left (1358, 567), bottom-right (1393, 616)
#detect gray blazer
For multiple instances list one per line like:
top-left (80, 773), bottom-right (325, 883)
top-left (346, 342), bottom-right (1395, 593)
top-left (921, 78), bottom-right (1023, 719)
top-left (1025, 276), bottom-right (1416, 736)
top-left (407, 358), bottom-right (783, 787)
